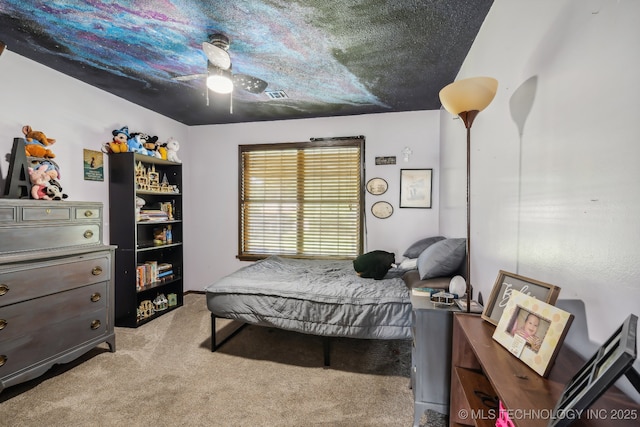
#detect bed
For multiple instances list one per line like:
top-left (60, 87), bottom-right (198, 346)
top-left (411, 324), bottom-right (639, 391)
top-left (204, 238), bottom-right (466, 365)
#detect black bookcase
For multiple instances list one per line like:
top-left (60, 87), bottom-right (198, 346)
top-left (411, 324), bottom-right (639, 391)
top-left (108, 152), bottom-right (183, 327)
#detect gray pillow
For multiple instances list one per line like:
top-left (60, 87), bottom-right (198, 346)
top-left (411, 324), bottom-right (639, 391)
top-left (402, 236), bottom-right (445, 259)
top-left (417, 238), bottom-right (466, 280)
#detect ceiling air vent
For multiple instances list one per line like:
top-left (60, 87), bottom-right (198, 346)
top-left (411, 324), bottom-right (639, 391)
top-left (265, 90), bottom-right (288, 99)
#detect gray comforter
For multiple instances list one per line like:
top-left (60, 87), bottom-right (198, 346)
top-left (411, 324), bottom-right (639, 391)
top-left (204, 256), bottom-right (412, 339)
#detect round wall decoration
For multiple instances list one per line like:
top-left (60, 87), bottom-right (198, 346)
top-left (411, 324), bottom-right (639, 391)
top-left (366, 178), bottom-right (388, 195)
top-left (371, 201), bottom-right (393, 219)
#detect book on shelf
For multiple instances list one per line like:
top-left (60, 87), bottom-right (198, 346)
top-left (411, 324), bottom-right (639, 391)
top-left (455, 299), bottom-right (484, 313)
top-left (139, 209), bottom-right (169, 222)
top-left (158, 262), bottom-right (173, 272)
top-left (411, 287), bottom-right (438, 297)
top-left (158, 270), bottom-right (173, 278)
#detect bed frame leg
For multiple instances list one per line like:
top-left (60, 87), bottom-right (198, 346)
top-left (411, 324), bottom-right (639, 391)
top-left (323, 337), bottom-right (331, 367)
top-left (211, 314), bottom-right (247, 352)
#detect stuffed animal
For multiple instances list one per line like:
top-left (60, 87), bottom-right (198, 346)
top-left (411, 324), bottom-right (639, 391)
top-left (164, 137), bottom-right (182, 163)
top-left (132, 132), bottom-right (161, 158)
top-left (28, 165), bottom-right (53, 200)
top-left (104, 126), bottom-right (130, 154)
top-left (22, 125), bottom-right (56, 158)
top-left (127, 133), bottom-right (151, 155)
top-left (353, 250), bottom-right (396, 280)
top-left (29, 159), bottom-right (60, 181)
top-left (45, 179), bottom-right (68, 200)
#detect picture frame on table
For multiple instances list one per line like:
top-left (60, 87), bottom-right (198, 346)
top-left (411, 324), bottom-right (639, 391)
top-left (481, 270), bottom-right (561, 326)
top-left (399, 168), bottom-right (432, 208)
top-left (549, 314), bottom-right (639, 427)
top-left (492, 290), bottom-right (573, 377)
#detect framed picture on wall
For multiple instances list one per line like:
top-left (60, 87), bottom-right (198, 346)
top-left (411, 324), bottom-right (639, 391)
top-left (399, 168), bottom-right (432, 208)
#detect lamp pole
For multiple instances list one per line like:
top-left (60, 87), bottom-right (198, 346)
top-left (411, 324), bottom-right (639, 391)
top-left (459, 110), bottom-right (479, 313)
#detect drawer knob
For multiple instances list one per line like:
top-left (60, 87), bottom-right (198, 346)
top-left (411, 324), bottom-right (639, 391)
top-left (83, 230), bottom-right (94, 239)
top-left (0, 355), bottom-right (6, 367)
top-left (90, 320), bottom-right (101, 330)
top-left (0, 319), bottom-right (6, 330)
top-left (0, 284), bottom-right (8, 296)
top-left (90, 292), bottom-right (101, 302)
top-left (91, 266), bottom-right (103, 276)
top-left (84, 210), bottom-right (94, 217)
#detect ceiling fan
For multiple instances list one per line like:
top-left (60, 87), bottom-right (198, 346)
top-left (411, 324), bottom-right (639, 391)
top-left (173, 34), bottom-right (268, 111)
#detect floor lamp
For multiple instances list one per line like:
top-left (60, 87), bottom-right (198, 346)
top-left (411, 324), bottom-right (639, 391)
top-left (439, 76), bottom-right (498, 312)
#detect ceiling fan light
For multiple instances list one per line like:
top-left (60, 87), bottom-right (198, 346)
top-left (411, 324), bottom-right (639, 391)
top-left (207, 72), bottom-right (234, 94)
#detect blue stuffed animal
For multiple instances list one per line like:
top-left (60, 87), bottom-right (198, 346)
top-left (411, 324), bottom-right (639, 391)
top-left (127, 133), bottom-right (151, 155)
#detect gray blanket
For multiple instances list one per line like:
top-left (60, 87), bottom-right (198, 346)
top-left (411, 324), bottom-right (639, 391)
top-left (204, 256), bottom-right (412, 339)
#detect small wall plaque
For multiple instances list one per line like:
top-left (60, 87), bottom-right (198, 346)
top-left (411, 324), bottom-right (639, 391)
top-left (375, 156), bottom-right (396, 165)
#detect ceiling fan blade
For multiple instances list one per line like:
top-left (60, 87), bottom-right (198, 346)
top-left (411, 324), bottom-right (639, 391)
top-left (173, 73), bottom-right (207, 81)
top-left (202, 41), bottom-right (231, 70)
top-left (233, 74), bottom-right (268, 94)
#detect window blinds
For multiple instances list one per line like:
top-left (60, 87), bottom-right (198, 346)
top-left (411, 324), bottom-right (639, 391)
top-left (239, 139), bottom-right (364, 260)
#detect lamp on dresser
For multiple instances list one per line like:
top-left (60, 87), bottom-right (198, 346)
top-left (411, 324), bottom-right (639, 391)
top-left (438, 76), bottom-right (498, 312)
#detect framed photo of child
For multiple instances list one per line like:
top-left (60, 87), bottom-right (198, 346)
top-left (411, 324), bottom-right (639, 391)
top-left (493, 290), bottom-right (574, 377)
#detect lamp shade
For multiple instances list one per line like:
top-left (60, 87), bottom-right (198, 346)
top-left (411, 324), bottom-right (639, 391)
top-left (206, 68), bottom-right (234, 94)
top-left (439, 77), bottom-right (498, 115)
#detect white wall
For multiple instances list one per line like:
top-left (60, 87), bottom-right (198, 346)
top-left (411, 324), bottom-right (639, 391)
top-left (185, 111), bottom-right (441, 292)
top-left (0, 50), bottom-right (188, 240)
top-left (440, 0), bottom-right (640, 396)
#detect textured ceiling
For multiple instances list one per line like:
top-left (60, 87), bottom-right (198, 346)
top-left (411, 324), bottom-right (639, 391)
top-left (0, 1), bottom-right (493, 125)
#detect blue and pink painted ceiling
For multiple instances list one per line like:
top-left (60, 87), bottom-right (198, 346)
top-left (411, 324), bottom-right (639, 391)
top-left (0, 1), bottom-right (493, 125)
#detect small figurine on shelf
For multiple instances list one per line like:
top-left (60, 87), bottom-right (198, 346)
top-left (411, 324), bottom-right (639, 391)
top-left (153, 294), bottom-right (168, 311)
top-left (135, 197), bottom-right (145, 221)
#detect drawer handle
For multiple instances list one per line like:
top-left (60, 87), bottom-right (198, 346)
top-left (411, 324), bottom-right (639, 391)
top-left (46, 209), bottom-right (51, 214)
top-left (90, 320), bottom-right (101, 330)
top-left (92, 266), bottom-right (103, 276)
top-left (0, 284), bottom-right (8, 296)
top-left (84, 210), bottom-right (94, 217)
top-left (0, 319), bottom-right (6, 330)
top-left (91, 292), bottom-right (101, 302)
top-left (0, 355), bottom-right (6, 367)
top-left (84, 230), bottom-right (94, 239)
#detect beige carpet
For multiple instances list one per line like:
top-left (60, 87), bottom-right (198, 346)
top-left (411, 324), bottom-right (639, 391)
top-left (1, 293), bottom-right (446, 426)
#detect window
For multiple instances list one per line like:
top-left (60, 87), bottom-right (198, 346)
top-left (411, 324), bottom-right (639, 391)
top-left (239, 138), bottom-right (364, 260)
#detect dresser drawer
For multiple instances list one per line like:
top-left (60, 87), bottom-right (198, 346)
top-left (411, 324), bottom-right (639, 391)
top-left (75, 207), bottom-right (101, 220)
top-left (0, 281), bottom-right (108, 340)
top-left (0, 282), bottom-right (109, 377)
top-left (0, 206), bottom-right (16, 222)
top-left (0, 252), bottom-right (111, 307)
top-left (22, 206), bottom-right (72, 221)
top-left (0, 224), bottom-right (101, 254)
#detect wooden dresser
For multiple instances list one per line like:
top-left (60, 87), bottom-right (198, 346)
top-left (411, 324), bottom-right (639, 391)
top-left (0, 199), bottom-right (116, 393)
top-left (450, 313), bottom-right (639, 427)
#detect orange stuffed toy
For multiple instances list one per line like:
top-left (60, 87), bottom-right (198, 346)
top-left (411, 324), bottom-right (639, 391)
top-left (22, 125), bottom-right (56, 158)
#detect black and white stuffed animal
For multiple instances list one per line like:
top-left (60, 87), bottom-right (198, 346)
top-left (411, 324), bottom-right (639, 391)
top-left (45, 179), bottom-right (68, 200)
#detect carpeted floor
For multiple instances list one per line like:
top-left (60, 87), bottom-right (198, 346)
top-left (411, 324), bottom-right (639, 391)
top-left (1, 293), bottom-right (448, 426)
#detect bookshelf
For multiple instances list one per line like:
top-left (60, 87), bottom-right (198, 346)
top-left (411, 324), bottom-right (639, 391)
top-left (108, 152), bottom-right (183, 327)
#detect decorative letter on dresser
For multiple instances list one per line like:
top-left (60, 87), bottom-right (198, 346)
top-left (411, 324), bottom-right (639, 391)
top-left (0, 199), bottom-right (115, 393)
